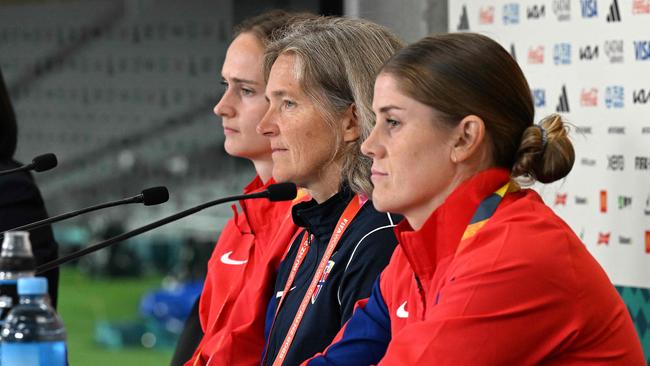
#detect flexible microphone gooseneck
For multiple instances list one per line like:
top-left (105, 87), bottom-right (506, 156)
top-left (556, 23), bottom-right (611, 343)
top-left (2, 186), bottom-right (169, 234)
top-left (0, 153), bottom-right (58, 177)
top-left (35, 182), bottom-right (297, 274)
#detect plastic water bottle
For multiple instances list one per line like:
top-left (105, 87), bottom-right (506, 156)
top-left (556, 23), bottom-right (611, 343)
top-left (0, 277), bottom-right (67, 366)
top-left (0, 231), bottom-right (37, 321)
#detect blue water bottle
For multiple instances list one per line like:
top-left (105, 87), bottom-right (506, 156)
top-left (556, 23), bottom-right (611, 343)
top-left (0, 277), bottom-right (67, 366)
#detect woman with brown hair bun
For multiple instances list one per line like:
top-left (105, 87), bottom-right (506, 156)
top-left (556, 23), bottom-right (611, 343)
top-left (305, 32), bottom-right (644, 365)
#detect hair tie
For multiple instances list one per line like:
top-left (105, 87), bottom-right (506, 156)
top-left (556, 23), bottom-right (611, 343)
top-left (537, 124), bottom-right (548, 150)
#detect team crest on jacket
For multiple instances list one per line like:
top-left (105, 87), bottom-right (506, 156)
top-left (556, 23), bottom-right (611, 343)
top-left (311, 260), bottom-right (335, 304)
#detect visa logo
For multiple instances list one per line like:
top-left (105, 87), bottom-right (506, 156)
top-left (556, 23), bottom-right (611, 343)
top-left (532, 88), bottom-right (546, 107)
top-left (581, 0), bottom-right (598, 17)
top-left (635, 41), bottom-right (650, 61)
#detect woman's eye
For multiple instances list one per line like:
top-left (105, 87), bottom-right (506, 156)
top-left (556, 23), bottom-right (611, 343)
top-left (386, 118), bottom-right (401, 128)
top-left (283, 100), bottom-right (296, 109)
top-left (241, 88), bottom-right (254, 96)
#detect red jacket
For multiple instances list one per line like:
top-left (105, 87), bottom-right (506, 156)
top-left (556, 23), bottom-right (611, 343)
top-left (187, 176), bottom-right (307, 366)
top-left (307, 169), bottom-right (644, 365)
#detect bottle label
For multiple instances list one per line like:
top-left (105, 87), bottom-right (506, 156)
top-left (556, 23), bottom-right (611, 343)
top-left (1, 341), bottom-right (67, 366)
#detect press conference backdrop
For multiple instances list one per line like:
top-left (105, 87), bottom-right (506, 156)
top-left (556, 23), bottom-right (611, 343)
top-left (448, 0), bottom-right (649, 361)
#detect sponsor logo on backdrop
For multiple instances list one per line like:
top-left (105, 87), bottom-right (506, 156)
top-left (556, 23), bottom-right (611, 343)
top-left (608, 126), bottom-right (625, 134)
top-left (555, 193), bottom-right (567, 206)
top-left (554, 43), bottom-right (571, 65)
top-left (580, 88), bottom-right (598, 106)
top-left (644, 194), bottom-right (650, 215)
top-left (619, 236), bottom-right (632, 245)
top-left (607, 155), bottom-right (624, 170)
top-left (604, 40), bottom-right (624, 63)
top-left (633, 0), bottom-right (650, 14)
top-left (553, 0), bottom-right (571, 20)
top-left (605, 86), bottom-right (624, 108)
top-left (556, 85), bottom-right (570, 112)
top-left (510, 44), bottom-right (517, 61)
top-left (576, 127), bottom-right (593, 135)
top-left (600, 190), bottom-right (607, 212)
top-left (479, 6), bottom-right (495, 24)
top-left (527, 4), bottom-right (546, 18)
top-left (528, 46), bottom-right (545, 64)
top-left (633, 89), bottom-right (650, 104)
top-left (598, 232), bottom-right (610, 245)
top-left (635, 41), bottom-right (650, 61)
top-left (503, 3), bottom-right (520, 24)
top-left (636, 156), bottom-right (649, 170)
top-left (533, 88), bottom-right (546, 107)
top-left (581, 0), bottom-right (598, 17)
top-left (581, 157), bottom-right (596, 165)
top-left (458, 5), bottom-right (470, 30)
top-left (579, 45), bottom-right (599, 60)
top-left (643, 127), bottom-right (650, 134)
top-left (618, 195), bottom-right (632, 209)
top-left (606, 0), bottom-right (622, 21)
top-left (645, 231), bottom-right (650, 253)
top-left (575, 196), bottom-right (588, 204)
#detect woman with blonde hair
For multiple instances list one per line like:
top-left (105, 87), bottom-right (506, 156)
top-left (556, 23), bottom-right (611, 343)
top-left (256, 17), bottom-right (404, 366)
top-left (306, 32), bottom-right (645, 365)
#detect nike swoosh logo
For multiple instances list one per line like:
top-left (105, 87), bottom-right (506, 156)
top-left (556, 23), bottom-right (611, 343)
top-left (396, 301), bottom-right (409, 319)
top-left (220, 251), bottom-right (248, 265)
top-left (276, 286), bottom-right (296, 299)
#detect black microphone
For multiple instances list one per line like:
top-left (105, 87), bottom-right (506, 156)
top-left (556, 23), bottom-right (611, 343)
top-left (35, 182), bottom-right (297, 274)
top-left (0, 153), bottom-right (58, 176)
top-left (2, 186), bottom-right (169, 234)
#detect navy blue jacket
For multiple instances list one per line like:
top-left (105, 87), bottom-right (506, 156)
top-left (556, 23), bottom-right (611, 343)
top-left (262, 187), bottom-right (399, 366)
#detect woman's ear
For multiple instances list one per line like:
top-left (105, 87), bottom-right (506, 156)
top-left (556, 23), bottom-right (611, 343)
top-left (450, 114), bottom-right (486, 164)
top-left (342, 104), bottom-right (360, 142)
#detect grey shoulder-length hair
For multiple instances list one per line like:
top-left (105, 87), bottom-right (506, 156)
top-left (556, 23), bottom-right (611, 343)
top-left (264, 16), bottom-right (404, 197)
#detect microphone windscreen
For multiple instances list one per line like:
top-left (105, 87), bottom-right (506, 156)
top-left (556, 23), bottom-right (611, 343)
top-left (266, 182), bottom-right (297, 202)
top-left (32, 153), bottom-right (58, 172)
top-left (141, 186), bottom-right (170, 206)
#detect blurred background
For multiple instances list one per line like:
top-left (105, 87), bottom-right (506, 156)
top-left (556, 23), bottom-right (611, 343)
top-left (2, 0), bottom-right (648, 365)
top-left (0, 0), bottom-right (446, 364)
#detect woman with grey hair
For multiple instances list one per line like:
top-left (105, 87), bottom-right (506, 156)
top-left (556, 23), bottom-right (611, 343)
top-left (255, 17), bottom-right (403, 366)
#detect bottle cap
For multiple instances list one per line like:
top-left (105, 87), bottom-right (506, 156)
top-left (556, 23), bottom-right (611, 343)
top-left (17, 277), bottom-right (48, 295)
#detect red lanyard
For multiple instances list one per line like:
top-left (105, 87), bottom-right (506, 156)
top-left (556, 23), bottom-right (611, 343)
top-left (265, 194), bottom-right (363, 366)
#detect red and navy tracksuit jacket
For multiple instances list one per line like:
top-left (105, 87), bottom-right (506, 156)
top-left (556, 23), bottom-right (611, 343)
top-left (187, 176), bottom-right (307, 366)
top-left (262, 186), bottom-right (400, 366)
top-left (306, 169), bottom-right (645, 365)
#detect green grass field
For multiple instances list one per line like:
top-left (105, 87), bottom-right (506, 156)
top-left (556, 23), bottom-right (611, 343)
top-left (57, 267), bottom-right (174, 365)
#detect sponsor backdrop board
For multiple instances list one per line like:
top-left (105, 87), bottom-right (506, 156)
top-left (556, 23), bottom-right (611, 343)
top-left (449, 0), bottom-right (649, 361)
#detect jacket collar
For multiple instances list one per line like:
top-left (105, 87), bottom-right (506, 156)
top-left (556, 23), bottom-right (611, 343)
top-left (238, 175), bottom-right (280, 231)
top-left (292, 184), bottom-right (354, 244)
top-left (395, 168), bottom-right (511, 279)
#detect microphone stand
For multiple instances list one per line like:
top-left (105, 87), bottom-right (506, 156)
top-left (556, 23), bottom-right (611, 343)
top-left (35, 191), bottom-right (267, 274)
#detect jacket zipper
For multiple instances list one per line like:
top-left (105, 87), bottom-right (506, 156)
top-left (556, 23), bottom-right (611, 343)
top-left (413, 273), bottom-right (427, 320)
